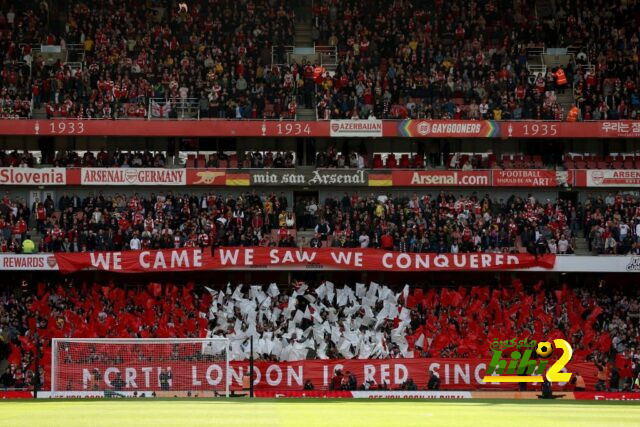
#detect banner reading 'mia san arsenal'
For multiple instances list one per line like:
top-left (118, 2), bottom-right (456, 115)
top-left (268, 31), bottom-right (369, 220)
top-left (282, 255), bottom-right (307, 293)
top-left (52, 357), bottom-right (597, 392)
top-left (53, 248), bottom-right (555, 273)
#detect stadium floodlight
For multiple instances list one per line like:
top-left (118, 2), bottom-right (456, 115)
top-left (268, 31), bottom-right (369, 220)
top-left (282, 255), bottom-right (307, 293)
top-left (51, 338), bottom-right (231, 398)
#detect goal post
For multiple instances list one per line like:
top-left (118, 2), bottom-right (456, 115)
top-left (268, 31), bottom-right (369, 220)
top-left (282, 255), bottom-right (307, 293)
top-left (51, 338), bottom-right (231, 398)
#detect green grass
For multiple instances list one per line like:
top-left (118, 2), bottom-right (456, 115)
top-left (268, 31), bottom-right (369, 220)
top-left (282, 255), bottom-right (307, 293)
top-left (1, 399), bottom-right (639, 427)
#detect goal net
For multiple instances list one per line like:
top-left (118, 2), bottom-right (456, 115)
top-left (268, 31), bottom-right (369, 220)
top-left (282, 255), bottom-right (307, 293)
top-left (51, 338), bottom-right (230, 398)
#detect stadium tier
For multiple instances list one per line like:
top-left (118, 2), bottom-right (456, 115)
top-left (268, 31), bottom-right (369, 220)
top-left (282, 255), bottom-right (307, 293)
top-left (1, 0), bottom-right (640, 410)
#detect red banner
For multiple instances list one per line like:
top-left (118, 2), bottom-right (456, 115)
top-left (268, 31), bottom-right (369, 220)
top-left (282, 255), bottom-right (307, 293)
top-left (499, 121), bottom-right (640, 138)
top-left (53, 248), bottom-right (555, 274)
top-left (392, 170), bottom-right (491, 186)
top-left (492, 170), bottom-right (558, 187)
top-left (186, 169), bottom-right (227, 185)
top-left (0, 119), bottom-right (639, 138)
top-left (53, 357), bottom-right (597, 392)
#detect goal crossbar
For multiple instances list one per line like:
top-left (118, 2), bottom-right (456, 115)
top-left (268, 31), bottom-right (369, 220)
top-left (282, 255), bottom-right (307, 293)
top-left (51, 338), bottom-right (231, 398)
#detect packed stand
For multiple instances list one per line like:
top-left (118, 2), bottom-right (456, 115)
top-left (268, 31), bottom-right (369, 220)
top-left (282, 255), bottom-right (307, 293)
top-left (1, 280), bottom-right (638, 391)
top-left (303, 192), bottom-right (579, 255)
top-left (33, 0), bottom-right (296, 119)
top-left (584, 193), bottom-right (640, 255)
top-left (568, 0), bottom-right (640, 120)
top-left (0, 190), bottom-right (586, 255)
top-left (310, 0), bottom-right (576, 120)
top-left (0, 2), bottom-right (45, 118)
top-left (0, 191), bottom-right (298, 253)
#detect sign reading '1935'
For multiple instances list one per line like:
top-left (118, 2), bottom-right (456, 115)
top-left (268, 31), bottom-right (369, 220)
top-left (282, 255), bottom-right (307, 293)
top-left (251, 170), bottom-right (367, 186)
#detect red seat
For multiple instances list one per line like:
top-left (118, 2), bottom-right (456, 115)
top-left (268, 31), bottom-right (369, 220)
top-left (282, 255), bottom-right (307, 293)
top-left (564, 160), bottom-right (574, 170)
top-left (412, 154), bottom-right (424, 168)
top-left (586, 160), bottom-right (597, 169)
top-left (487, 154), bottom-right (497, 168)
top-left (228, 154), bottom-right (238, 168)
top-left (575, 160), bottom-right (587, 169)
top-left (373, 154), bottom-right (383, 169)
top-left (186, 154), bottom-right (196, 168)
top-left (596, 161), bottom-right (608, 169)
top-left (197, 154), bottom-right (205, 168)
top-left (533, 157), bottom-right (543, 169)
top-left (386, 154), bottom-right (397, 168)
top-left (612, 160), bottom-right (623, 169)
top-left (399, 154), bottom-right (410, 168)
top-left (624, 160), bottom-right (635, 169)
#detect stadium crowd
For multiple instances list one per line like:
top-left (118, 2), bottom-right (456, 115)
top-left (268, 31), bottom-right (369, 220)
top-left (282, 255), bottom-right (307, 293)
top-left (0, 279), bottom-right (638, 391)
top-left (24, 0), bottom-right (298, 119)
top-left (2, 189), bottom-right (640, 255)
top-left (309, 0), bottom-right (640, 120)
top-left (0, 0), bottom-right (638, 120)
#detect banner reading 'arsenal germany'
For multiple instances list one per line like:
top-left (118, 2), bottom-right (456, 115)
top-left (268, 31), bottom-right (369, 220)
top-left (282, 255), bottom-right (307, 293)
top-left (53, 248), bottom-right (555, 274)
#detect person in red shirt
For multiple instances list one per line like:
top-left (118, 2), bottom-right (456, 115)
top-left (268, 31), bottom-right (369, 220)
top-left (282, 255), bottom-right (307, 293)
top-left (380, 232), bottom-right (394, 250)
top-left (35, 203), bottom-right (47, 233)
top-left (118, 214), bottom-right (131, 232)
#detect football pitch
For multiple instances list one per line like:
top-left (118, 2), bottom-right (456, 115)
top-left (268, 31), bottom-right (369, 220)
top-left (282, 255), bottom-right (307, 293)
top-left (1, 399), bottom-right (639, 427)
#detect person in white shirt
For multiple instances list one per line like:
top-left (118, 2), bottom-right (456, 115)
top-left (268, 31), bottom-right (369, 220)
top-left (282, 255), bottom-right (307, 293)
top-left (635, 221), bottom-right (640, 243)
top-left (557, 237), bottom-right (570, 254)
top-left (619, 222), bottom-right (630, 241)
top-left (548, 239), bottom-right (557, 254)
top-left (605, 192), bottom-right (615, 206)
top-left (359, 233), bottom-right (370, 248)
top-left (356, 153), bottom-right (365, 169)
top-left (129, 234), bottom-right (141, 250)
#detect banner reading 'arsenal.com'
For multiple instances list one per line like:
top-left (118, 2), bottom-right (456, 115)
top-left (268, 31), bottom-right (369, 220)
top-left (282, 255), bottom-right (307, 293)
top-left (53, 248), bottom-right (555, 274)
top-left (392, 170), bottom-right (491, 186)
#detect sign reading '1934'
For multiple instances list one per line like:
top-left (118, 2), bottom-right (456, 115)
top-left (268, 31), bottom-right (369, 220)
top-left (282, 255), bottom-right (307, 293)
top-left (251, 170), bottom-right (367, 186)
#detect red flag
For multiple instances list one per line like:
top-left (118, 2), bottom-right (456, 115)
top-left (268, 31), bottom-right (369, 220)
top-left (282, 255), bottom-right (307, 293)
top-left (148, 283), bottom-right (162, 297)
top-left (513, 279), bottom-right (523, 295)
top-left (588, 306), bottom-right (603, 321)
top-left (8, 344), bottom-right (22, 365)
top-left (533, 280), bottom-right (544, 292)
top-left (36, 282), bottom-right (46, 297)
top-left (440, 288), bottom-right (451, 307)
top-left (450, 289), bottom-right (463, 307)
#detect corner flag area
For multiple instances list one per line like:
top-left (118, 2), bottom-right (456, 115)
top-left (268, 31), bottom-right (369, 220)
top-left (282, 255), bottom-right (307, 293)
top-left (1, 399), bottom-right (639, 427)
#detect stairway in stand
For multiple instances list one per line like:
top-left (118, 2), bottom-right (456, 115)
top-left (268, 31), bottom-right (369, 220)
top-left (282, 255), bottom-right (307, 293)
top-left (294, 1), bottom-right (316, 120)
